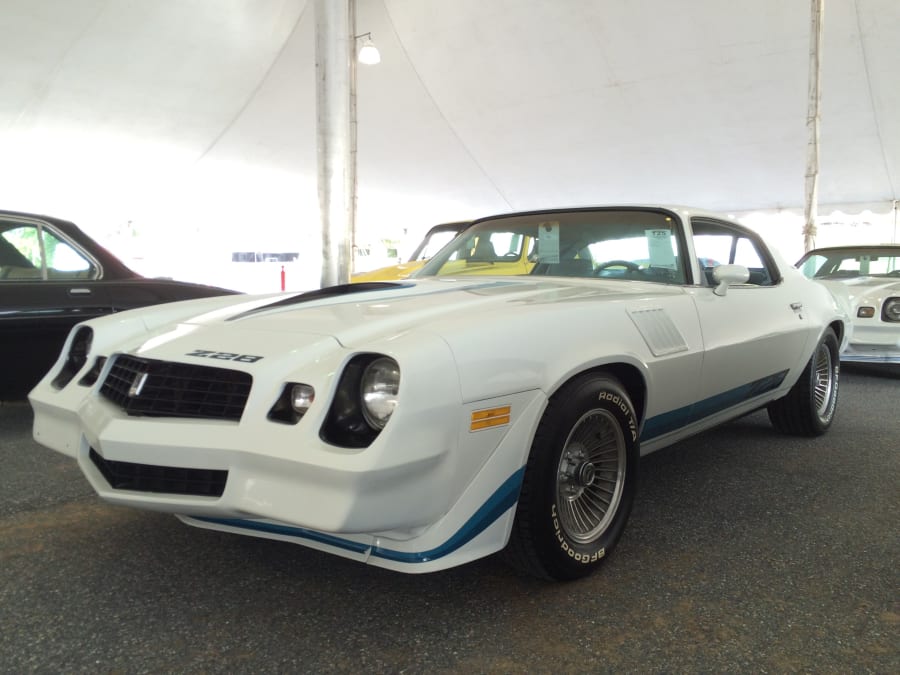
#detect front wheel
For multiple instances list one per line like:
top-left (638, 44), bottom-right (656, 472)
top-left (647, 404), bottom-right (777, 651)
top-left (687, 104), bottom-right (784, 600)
top-left (504, 374), bottom-right (639, 581)
top-left (767, 328), bottom-right (840, 436)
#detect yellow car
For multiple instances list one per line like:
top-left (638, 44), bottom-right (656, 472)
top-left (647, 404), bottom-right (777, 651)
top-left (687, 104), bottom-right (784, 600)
top-left (413, 228), bottom-right (537, 277)
top-left (351, 221), bottom-right (470, 282)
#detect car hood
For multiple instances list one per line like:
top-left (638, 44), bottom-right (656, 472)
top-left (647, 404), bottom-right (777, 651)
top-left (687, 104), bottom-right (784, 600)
top-left (815, 276), bottom-right (900, 305)
top-left (154, 277), bottom-right (682, 351)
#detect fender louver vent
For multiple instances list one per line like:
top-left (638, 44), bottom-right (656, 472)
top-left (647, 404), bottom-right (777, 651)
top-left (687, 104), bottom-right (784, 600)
top-left (100, 354), bottom-right (251, 421)
top-left (628, 307), bottom-right (689, 357)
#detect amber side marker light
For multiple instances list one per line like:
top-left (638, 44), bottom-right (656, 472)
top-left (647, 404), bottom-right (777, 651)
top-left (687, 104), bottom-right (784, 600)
top-left (857, 307), bottom-right (876, 318)
top-left (471, 406), bottom-right (511, 431)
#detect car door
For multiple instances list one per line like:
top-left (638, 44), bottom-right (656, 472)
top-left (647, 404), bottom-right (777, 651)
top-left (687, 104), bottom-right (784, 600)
top-left (0, 220), bottom-right (112, 398)
top-left (686, 218), bottom-right (810, 423)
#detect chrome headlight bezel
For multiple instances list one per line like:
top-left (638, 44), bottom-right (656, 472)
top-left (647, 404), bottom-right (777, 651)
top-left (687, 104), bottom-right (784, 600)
top-left (321, 353), bottom-right (401, 448)
top-left (883, 297), bottom-right (900, 322)
top-left (359, 357), bottom-right (400, 429)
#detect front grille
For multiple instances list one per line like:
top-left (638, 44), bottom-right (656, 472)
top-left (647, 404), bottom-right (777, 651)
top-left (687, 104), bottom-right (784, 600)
top-left (90, 448), bottom-right (227, 497)
top-left (100, 354), bottom-right (251, 421)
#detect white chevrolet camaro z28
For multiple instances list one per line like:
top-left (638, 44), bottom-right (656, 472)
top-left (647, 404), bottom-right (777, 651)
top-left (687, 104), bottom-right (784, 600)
top-left (30, 207), bottom-right (849, 581)
top-left (796, 244), bottom-right (900, 365)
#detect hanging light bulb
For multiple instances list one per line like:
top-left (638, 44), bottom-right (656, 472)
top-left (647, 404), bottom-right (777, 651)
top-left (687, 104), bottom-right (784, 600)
top-left (357, 33), bottom-right (381, 65)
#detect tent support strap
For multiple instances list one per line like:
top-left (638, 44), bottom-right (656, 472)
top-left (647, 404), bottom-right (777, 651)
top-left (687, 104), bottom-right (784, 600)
top-left (803, 0), bottom-right (824, 252)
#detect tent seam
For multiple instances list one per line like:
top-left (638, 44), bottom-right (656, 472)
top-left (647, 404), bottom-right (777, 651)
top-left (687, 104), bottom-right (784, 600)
top-left (853, 0), bottom-right (895, 198)
top-left (191, 0), bottom-right (310, 167)
top-left (381, 0), bottom-right (513, 210)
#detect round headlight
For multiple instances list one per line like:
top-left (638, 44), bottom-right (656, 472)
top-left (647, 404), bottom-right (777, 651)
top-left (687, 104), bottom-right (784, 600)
top-left (884, 298), bottom-right (900, 322)
top-left (360, 357), bottom-right (400, 429)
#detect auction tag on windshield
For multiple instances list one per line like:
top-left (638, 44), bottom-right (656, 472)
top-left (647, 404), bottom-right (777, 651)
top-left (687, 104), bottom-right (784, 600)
top-left (538, 222), bottom-right (560, 263)
top-left (646, 229), bottom-right (677, 269)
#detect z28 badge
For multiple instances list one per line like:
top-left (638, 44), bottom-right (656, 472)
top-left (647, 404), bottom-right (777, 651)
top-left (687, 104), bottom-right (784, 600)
top-left (185, 349), bottom-right (263, 363)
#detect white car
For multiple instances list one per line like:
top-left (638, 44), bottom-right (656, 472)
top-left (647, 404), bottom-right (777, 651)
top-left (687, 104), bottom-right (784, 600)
top-left (796, 245), bottom-right (900, 364)
top-left (30, 206), bottom-right (848, 581)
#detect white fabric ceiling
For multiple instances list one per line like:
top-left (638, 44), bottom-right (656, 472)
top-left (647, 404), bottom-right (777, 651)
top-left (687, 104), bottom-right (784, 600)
top-left (1, 0), bottom-right (898, 256)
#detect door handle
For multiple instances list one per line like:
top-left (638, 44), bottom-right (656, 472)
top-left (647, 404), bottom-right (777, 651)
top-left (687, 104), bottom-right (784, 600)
top-left (68, 288), bottom-right (92, 296)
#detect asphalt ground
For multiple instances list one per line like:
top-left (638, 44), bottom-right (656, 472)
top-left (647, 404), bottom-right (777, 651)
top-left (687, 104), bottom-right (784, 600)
top-left (1, 365), bottom-right (897, 674)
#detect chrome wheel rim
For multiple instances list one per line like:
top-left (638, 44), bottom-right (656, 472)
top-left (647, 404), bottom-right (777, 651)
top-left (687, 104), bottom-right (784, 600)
top-left (556, 408), bottom-right (626, 544)
top-left (813, 341), bottom-right (837, 421)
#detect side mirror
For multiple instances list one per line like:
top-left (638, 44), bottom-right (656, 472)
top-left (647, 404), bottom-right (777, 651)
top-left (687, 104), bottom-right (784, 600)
top-left (712, 264), bottom-right (750, 296)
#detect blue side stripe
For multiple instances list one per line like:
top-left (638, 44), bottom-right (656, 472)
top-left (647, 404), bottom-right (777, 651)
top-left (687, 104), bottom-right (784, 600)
top-left (192, 466), bottom-right (526, 564)
top-left (371, 467), bottom-right (525, 563)
top-left (194, 372), bottom-right (786, 563)
top-left (641, 369), bottom-right (788, 441)
top-left (192, 516), bottom-right (371, 554)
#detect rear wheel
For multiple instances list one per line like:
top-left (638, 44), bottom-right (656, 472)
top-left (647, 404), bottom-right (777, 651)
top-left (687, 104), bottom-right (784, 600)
top-left (505, 374), bottom-right (639, 580)
top-left (767, 328), bottom-right (840, 436)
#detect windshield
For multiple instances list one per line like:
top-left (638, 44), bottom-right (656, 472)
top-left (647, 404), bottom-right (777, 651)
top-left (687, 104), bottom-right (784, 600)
top-left (415, 209), bottom-right (687, 284)
top-left (407, 223), bottom-right (470, 262)
top-left (798, 248), bottom-right (900, 279)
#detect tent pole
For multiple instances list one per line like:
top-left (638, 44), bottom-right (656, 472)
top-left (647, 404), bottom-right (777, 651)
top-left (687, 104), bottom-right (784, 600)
top-left (893, 199), bottom-right (898, 244)
top-left (803, 0), bottom-right (824, 252)
top-left (349, 0), bottom-right (358, 274)
top-left (315, 0), bottom-right (355, 288)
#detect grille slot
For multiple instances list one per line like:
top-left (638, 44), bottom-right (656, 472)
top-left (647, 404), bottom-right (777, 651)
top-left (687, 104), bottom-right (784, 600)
top-left (100, 354), bottom-right (251, 421)
top-left (89, 448), bottom-right (227, 497)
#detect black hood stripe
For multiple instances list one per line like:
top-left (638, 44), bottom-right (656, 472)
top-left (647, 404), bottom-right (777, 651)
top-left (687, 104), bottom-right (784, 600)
top-left (226, 282), bottom-right (413, 321)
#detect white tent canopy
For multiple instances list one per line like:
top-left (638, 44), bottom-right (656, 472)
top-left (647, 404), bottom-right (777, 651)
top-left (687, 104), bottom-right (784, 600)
top-left (2, 0), bottom-right (897, 287)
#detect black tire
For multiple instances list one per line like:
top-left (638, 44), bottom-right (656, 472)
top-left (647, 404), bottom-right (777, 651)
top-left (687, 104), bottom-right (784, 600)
top-left (767, 328), bottom-right (840, 436)
top-left (504, 374), bottom-right (639, 581)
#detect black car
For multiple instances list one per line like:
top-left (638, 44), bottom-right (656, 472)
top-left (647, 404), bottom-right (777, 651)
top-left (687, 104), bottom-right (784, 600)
top-left (0, 210), bottom-right (239, 400)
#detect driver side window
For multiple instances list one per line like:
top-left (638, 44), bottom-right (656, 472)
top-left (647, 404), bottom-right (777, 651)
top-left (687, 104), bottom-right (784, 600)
top-left (691, 218), bottom-right (777, 287)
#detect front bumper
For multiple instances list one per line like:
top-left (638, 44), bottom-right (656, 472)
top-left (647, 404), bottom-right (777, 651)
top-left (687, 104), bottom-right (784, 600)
top-left (843, 325), bottom-right (900, 363)
top-left (32, 380), bottom-right (455, 534)
top-left (30, 372), bottom-right (546, 572)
